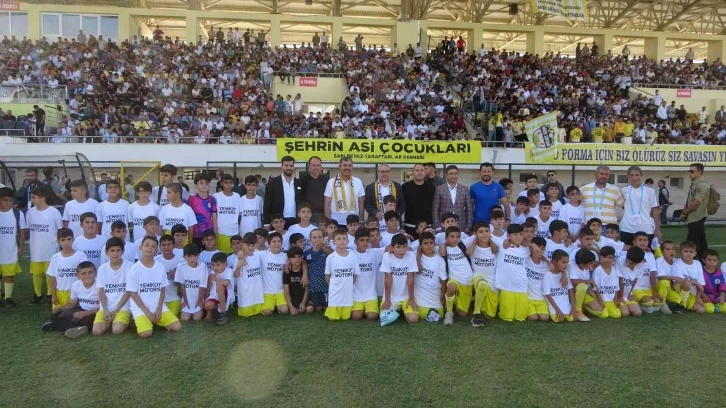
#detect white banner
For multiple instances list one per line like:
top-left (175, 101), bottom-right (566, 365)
top-left (530, 0), bottom-right (588, 22)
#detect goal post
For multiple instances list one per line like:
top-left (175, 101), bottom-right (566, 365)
top-left (119, 161), bottom-right (161, 201)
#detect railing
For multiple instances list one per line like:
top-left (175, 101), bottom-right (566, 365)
top-left (631, 83), bottom-right (726, 90)
top-left (271, 71), bottom-right (346, 78)
top-left (0, 85), bottom-right (68, 103)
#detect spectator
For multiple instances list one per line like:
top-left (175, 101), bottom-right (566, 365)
top-left (658, 179), bottom-right (672, 224)
top-left (682, 163), bottom-right (710, 259)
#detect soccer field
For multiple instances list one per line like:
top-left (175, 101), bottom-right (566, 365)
top-left (2, 226), bottom-right (726, 408)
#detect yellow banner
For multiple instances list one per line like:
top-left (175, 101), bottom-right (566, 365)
top-left (277, 139), bottom-right (481, 163)
top-left (530, 0), bottom-right (588, 22)
top-left (525, 143), bottom-right (725, 166)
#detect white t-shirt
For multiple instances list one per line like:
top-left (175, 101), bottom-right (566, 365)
top-left (62, 198), bottom-right (99, 239)
top-left (490, 232), bottom-right (506, 249)
top-left (70, 279), bottom-right (100, 311)
top-left (100, 240), bottom-right (138, 265)
top-left (442, 245), bottom-right (473, 285)
top-left (174, 261), bottom-right (208, 313)
top-left (126, 201), bottom-right (160, 235)
top-left (323, 176), bottom-right (366, 224)
top-left (549, 199), bottom-right (563, 220)
top-left (518, 190), bottom-right (545, 201)
top-left (213, 191), bottom-right (241, 236)
top-left (617, 257), bottom-right (643, 300)
top-left (96, 199), bottom-right (131, 240)
top-left (526, 257), bottom-right (549, 300)
top-left (27, 206), bottom-right (63, 262)
top-left (46, 251), bottom-right (88, 291)
top-left (619, 185), bottom-right (659, 234)
top-left (207, 268), bottom-right (235, 310)
top-left (417, 254), bottom-right (447, 308)
top-left (0, 209), bottom-right (26, 265)
top-left (434, 231), bottom-right (470, 246)
top-left (542, 272), bottom-right (573, 315)
top-left (325, 251), bottom-right (361, 307)
top-left (151, 185), bottom-right (190, 206)
top-left (567, 262), bottom-right (591, 282)
top-left (674, 259), bottom-right (705, 295)
top-left (544, 239), bottom-right (570, 261)
top-left (471, 245), bottom-right (496, 285)
top-left (72, 234), bottom-right (106, 269)
top-left (535, 215), bottom-right (553, 239)
top-left (126, 260), bottom-right (170, 317)
top-left (656, 257), bottom-right (676, 278)
top-left (353, 248), bottom-right (385, 303)
top-left (239, 195), bottom-right (263, 235)
top-left (154, 253), bottom-right (183, 302)
top-left (494, 246), bottom-right (530, 292)
top-left (158, 203), bottom-right (197, 232)
top-left (633, 252), bottom-right (657, 290)
top-left (558, 203), bottom-right (585, 238)
top-left (592, 265), bottom-right (619, 302)
top-left (288, 224), bottom-right (317, 252)
top-left (236, 252), bottom-right (265, 308)
top-left (379, 251), bottom-right (418, 303)
top-left (199, 249), bottom-right (220, 275)
top-left (261, 250), bottom-right (287, 295)
top-left (96, 259), bottom-right (133, 311)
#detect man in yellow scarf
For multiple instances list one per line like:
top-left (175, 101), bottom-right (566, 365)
top-left (364, 164), bottom-right (404, 224)
top-left (323, 157), bottom-right (366, 226)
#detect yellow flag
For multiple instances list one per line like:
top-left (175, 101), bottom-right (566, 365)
top-left (525, 112), bottom-right (559, 161)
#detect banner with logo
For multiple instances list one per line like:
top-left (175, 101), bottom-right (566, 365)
top-left (525, 112), bottom-right (559, 161)
top-left (299, 77), bottom-right (318, 87)
top-left (277, 139), bottom-right (481, 163)
top-left (530, 0), bottom-right (588, 22)
top-left (525, 143), bottom-right (726, 166)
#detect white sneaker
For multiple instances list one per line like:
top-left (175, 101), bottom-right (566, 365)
top-left (660, 303), bottom-right (673, 315)
top-left (443, 311), bottom-right (454, 326)
top-left (576, 312), bottom-right (591, 322)
top-left (64, 326), bottom-right (88, 339)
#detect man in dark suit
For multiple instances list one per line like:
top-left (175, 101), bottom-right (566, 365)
top-left (432, 165), bottom-right (472, 232)
top-left (364, 164), bottom-right (405, 222)
top-left (263, 155), bottom-right (303, 229)
top-left (299, 156), bottom-right (329, 223)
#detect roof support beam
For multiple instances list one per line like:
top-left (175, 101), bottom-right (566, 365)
top-left (656, 0), bottom-right (704, 31)
top-left (603, 0), bottom-right (638, 28)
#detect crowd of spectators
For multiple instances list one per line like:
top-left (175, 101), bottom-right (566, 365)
top-left (3, 31), bottom-right (726, 145)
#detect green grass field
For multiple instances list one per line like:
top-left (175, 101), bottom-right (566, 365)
top-left (3, 226), bottom-right (726, 408)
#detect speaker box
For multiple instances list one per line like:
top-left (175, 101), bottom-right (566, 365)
top-left (509, 3), bottom-right (518, 15)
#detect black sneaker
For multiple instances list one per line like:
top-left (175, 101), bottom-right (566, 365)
top-left (46, 295), bottom-right (52, 305)
top-left (215, 312), bottom-right (229, 326)
top-left (4, 298), bottom-right (16, 308)
top-left (672, 304), bottom-right (686, 314)
top-left (471, 314), bottom-right (485, 327)
top-left (28, 295), bottom-right (42, 305)
top-left (41, 321), bottom-right (54, 331)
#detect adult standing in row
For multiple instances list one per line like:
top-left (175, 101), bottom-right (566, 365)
top-left (658, 180), bottom-right (672, 224)
top-left (682, 163), bottom-right (710, 259)
top-left (424, 163), bottom-right (446, 188)
top-left (263, 156), bottom-right (303, 229)
top-left (619, 166), bottom-right (661, 246)
top-left (324, 157), bottom-right (365, 226)
top-left (364, 164), bottom-right (405, 223)
top-left (580, 165), bottom-right (624, 228)
top-left (541, 170), bottom-right (565, 200)
top-left (14, 168), bottom-right (44, 210)
top-left (299, 156), bottom-right (329, 223)
top-left (402, 164), bottom-right (436, 238)
top-left (432, 165), bottom-right (472, 232)
top-left (470, 163), bottom-right (509, 225)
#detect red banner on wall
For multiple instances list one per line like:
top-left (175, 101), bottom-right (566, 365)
top-left (676, 89), bottom-right (692, 98)
top-left (299, 77), bottom-right (318, 87)
top-left (0, 2), bottom-right (20, 10)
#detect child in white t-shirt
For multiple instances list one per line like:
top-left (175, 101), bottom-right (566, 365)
top-left (324, 229), bottom-right (361, 321)
top-left (233, 232), bottom-right (265, 317)
top-left (288, 204), bottom-right (317, 252)
top-left (62, 179), bottom-right (99, 240)
top-left (239, 175), bottom-right (263, 235)
top-left (158, 183), bottom-right (196, 244)
top-left (27, 187), bottom-right (64, 304)
top-left (93, 237), bottom-right (132, 335)
top-left (439, 226), bottom-right (473, 326)
top-left (494, 224), bottom-right (534, 322)
top-left (126, 181), bottom-right (160, 240)
top-left (616, 246), bottom-right (646, 317)
top-left (154, 235), bottom-right (183, 317)
top-left (175, 244), bottom-right (208, 321)
top-left (381, 233), bottom-right (419, 324)
top-left (212, 174), bottom-right (241, 253)
top-left (351, 228), bottom-right (385, 321)
top-left (568, 248), bottom-right (598, 322)
top-left (543, 249), bottom-right (575, 323)
top-left (414, 232), bottom-right (447, 322)
top-left (95, 179), bottom-right (130, 240)
top-left (199, 230), bottom-right (221, 275)
top-left (434, 213), bottom-right (470, 246)
top-left (674, 241), bottom-right (706, 314)
top-left (467, 222), bottom-right (498, 324)
top-left (526, 237), bottom-right (550, 322)
top-left (203, 252), bottom-right (234, 325)
top-left (72, 212), bottom-right (106, 269)
top-left (260, 232), bottom-right (289, 315)
top-left (535, 201), bottom-right (554, 240)
top-left (47, 228), bottom-right (88, 311)
top-left (558, 186), bottom-right (584, 239)
top-left (0, 187), bottom-right (26, 306)
top-left (545, 220), bottom-right (572, 261)
top-left (41, 261), bottom-right (99, 339)
top-left (584, 246), bottom-right (622, 319)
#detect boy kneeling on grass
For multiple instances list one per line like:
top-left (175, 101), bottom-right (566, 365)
top-left (42, 261), bottom-right (99, 339)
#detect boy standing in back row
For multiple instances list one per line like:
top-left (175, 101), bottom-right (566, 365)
top-left (96, 179), bottom-right (130, 241)
top-left (62, 179), bottom-right (99, 240)
top-left (0, 187), bottom-right (26, 307)
top-left (213, 174), bottom-right (241, 253)
top-left (152, 164), bottom-right (190, 206)
top-left (27, 186), bottom-right (64, 304)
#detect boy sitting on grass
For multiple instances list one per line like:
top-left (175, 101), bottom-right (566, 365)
top-left (42, 261), bottom-right (99, 339)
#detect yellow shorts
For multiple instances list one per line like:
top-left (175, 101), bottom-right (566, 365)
top-left (632, 289), bottom-right (653, 302)
top-left (418, 307), bottom-right (444, 321)
top-left (0, 263), bottom-right (22, 277)
top-left (54, 290), bottom-right (71, 310)
top-left (93, 310), bottom-right (132, 325)
top-left (656, 280), bottom-right (684, 304)
top-left (622, 299), bottom-right (638, 305)
top-left (527, 299), bottom-right (549, 316)
top-left (448, 278), bottom-right (473, 313)
top-left (353, 299), bottom-right (379, 314)
top-left (686, 293), bottom-right (697, 310)
top-left (216, 234), bottom-right (233, 254)
top-left (380, 299), bottom-right (415, 315)
top-left (583, 295), bottom-right (622, 318)
top-left (30, 261), bottom-right (49, 275)
top-left (238, 303), bottom-right (262, 317)
top-left (325, 306), bottom-right (352, 321)
top-left (165, 300), bottom-right (181, 317)
top-left (703, 302), bottom-right (726, 314)
top-left (474, 275), bottom-right (499, 318)
top-left (263, 292), bottom-right (287, 310)
top-left (550, 313), bottom-right (575, 322)
top-left (498, 290), bottom-right (528, 322)
top-left (134, 311), bottom-right (180, 334)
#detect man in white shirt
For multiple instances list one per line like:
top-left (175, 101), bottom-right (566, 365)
top-left (364, 164), bottom-right (404, 222)
top-left (619, 166), bottom-right (661, 247)
top-left (324, 157), bottom-right (365, 225)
